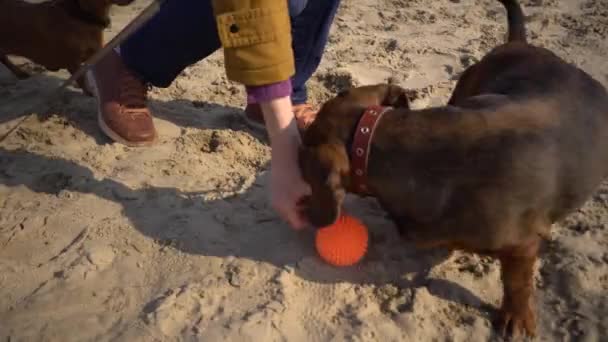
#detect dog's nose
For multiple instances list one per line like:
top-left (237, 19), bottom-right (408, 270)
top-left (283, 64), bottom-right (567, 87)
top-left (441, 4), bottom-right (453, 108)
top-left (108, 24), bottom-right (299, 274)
top-left (307, 206), bottom-right (341, 229)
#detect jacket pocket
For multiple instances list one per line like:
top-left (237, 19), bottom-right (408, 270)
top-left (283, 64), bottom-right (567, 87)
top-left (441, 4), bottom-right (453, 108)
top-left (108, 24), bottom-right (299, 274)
top-left (216, 6), bottom-right (289, 48)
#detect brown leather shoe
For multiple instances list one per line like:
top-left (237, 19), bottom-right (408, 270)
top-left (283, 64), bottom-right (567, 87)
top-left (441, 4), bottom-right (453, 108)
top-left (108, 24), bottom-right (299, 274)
top-left (292, 103), bottom-right (317, 131)
top-left (244, 102), bottom-right (317, 133)
top-left (87, 50), bottom-right (157, 146)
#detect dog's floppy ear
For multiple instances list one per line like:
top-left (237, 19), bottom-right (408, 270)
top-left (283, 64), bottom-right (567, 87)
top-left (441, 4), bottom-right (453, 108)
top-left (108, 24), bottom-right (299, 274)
top-left (382, 84), bottom-right (410, 109)
top-left (298, 141), bottom-right (350, 228)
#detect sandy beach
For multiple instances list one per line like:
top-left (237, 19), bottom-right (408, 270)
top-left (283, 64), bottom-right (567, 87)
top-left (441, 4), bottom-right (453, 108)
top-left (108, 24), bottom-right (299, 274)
top-left (1, 0), bottom-right (607, 340)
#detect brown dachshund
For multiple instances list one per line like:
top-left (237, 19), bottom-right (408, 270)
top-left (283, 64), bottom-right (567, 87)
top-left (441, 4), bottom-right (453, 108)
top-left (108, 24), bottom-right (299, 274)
top-left (299, 0), bottom-right (608, 338)
top-left (0, 0), bottom-right (134, 94)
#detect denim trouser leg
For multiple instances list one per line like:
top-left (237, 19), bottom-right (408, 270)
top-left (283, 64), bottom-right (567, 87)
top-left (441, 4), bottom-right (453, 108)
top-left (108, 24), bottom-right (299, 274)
top-left (290, 0), bottom-right (341, 105)
top-left (121, 0), bottom-right (340, 105)
top-left (121, 0), bottom-right (220, 88)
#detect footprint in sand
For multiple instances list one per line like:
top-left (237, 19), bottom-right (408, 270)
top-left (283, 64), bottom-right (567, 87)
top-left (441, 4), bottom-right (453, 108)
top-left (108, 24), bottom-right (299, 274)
top-left (54, 242), bottom-right (116, 282)
top-left (142, 283), bottom-right (207, 336)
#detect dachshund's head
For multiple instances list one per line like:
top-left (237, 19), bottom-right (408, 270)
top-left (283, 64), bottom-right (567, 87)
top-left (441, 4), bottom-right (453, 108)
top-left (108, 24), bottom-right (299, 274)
top-left (298, 84), bottom-right (410, 227)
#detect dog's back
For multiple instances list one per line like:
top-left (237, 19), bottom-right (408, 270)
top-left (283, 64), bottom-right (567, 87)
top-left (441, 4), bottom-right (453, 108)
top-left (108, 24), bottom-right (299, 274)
top-left (446, 0), bottom-right (608, 223)
top-left (360, 0), bottom-right (608, 253)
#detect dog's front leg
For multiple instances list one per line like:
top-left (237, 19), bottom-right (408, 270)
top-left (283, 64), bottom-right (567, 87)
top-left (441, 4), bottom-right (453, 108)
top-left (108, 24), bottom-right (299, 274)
top-left (68, 64), bottom-right (93, 97)
top-left (496, 238), bottom-right (540, 339)
top-left (1, 54), bottom-right (30, 79)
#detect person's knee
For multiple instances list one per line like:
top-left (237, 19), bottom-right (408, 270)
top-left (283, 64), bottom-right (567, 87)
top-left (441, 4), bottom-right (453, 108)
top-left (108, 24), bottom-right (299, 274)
top-left (288, 0), bottom-right (307, 17)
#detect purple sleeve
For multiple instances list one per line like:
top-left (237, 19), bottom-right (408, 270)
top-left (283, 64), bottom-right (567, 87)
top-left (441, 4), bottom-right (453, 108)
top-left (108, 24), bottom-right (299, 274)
top-left (245, 79), bottom-right (292, 104)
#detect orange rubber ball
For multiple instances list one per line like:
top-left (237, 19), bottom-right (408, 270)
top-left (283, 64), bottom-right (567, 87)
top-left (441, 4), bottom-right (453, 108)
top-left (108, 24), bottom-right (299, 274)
top-left (315, 214), bottom-right (369, 267)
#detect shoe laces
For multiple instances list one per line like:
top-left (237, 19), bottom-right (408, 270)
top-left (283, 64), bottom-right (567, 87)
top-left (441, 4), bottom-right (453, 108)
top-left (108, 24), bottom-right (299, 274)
top-left (118, 69), bottom-right (149, 114)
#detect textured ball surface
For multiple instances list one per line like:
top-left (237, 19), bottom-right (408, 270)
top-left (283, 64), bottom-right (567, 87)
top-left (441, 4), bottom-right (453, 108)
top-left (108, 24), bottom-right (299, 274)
top-left (315, 214), bottom-right (369, 267)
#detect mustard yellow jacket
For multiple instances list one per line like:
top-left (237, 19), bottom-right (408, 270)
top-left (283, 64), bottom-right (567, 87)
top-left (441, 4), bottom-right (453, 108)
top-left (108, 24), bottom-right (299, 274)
top-left (211, 0), bottom-right (295, 86)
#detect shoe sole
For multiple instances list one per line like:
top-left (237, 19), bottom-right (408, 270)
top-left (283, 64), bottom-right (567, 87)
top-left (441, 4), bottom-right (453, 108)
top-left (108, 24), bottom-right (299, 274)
top-left (86, 71), bottom-right (158, 147)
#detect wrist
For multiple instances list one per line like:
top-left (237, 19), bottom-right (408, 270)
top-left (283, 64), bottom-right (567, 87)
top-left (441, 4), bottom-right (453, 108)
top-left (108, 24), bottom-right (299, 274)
top-left (260, 96), bottom-right (298, 142)
top-left (270, 127), bottom-right (300, 164)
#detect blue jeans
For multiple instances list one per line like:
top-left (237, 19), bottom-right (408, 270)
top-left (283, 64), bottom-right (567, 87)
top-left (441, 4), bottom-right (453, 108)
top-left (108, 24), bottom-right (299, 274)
top-left (121, 0), bottom-right (340, 105)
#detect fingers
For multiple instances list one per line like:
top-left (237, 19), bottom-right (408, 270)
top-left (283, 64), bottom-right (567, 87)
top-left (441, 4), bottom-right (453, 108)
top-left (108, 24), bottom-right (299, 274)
top-left (274, 197), bottom-right (309, 230)
top-left (286, 208), bottom-right (308, 230)
top-left (272, 200), bottom-right (305, 230)
top-left (293, 182), bottom-right (312, 229)
top-left (272, 183), bottom-right (311, 231)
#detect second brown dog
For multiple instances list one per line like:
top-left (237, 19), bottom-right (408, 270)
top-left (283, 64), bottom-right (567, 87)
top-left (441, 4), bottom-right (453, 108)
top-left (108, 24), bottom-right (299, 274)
top-left (0, 0), bottom-right (133, 94)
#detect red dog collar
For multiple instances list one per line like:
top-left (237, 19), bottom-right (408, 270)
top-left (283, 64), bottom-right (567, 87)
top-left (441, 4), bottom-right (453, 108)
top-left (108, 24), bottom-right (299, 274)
top-left (350, 105), bottom-right (391, 195)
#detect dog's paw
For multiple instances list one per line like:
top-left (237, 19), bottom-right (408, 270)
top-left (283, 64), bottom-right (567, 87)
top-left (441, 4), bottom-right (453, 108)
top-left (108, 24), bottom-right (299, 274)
top-left (495, 306), bottom-right (536, 340)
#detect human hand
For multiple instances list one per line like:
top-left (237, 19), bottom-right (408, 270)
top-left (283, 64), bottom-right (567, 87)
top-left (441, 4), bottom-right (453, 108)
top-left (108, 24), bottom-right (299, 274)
top-left (268, 129), bottom-right (311, 229)
top-left (260, 96), bottom-right (311, 230)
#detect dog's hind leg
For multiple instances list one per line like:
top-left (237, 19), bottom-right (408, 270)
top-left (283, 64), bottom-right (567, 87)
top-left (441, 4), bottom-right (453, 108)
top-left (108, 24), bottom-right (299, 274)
top-left (495, 237), bottom-right (540, 338)
top-left (1, 54), bottom-right (30, 79)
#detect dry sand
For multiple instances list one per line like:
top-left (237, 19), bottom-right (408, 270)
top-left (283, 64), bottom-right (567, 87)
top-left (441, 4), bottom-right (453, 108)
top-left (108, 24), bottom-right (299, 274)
top-left (1, 0), bottom-right (607, 341)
